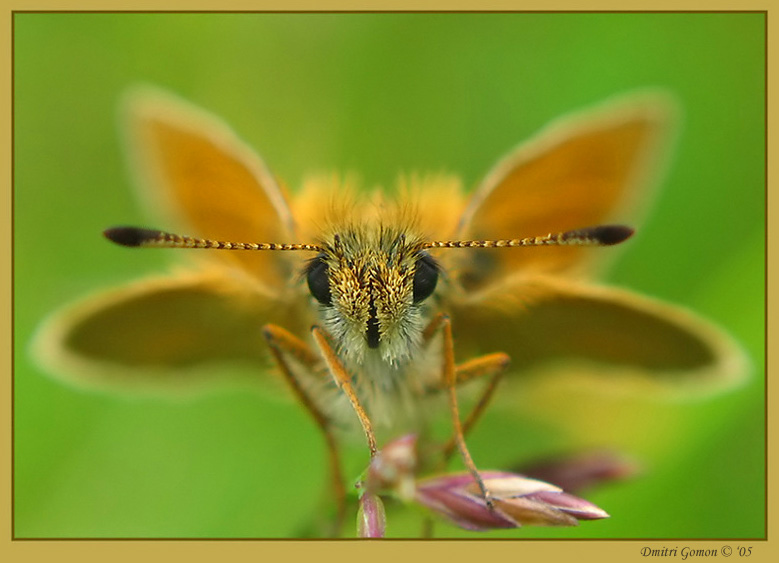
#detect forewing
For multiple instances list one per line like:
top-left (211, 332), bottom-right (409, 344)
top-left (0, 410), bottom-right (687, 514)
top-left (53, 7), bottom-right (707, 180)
top-left (123, 87), bottom-right (296, 288)
top-left (456, 92), bottom-right (676, 288)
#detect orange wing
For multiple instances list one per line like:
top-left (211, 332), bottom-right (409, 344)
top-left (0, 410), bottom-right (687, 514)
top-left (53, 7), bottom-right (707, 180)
top-left (447, 274), bottom-right (748, 398)
top-left (455, 92), bottom-right (676, 289)
top-left (123, 86), bottom-right (297, 289)
top-left (446, 92), bottom-right (746, 397)
top-left (33, 270), bottom-right (311, 396)
top-left (34, 88), bottom-right (312, 395)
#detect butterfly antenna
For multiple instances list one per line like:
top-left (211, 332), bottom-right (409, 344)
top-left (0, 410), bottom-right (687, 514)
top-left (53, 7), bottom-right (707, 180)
top-left (422, 224), bottom-right (634, 249)
top-left (103, 226), bottom-right (325, 252)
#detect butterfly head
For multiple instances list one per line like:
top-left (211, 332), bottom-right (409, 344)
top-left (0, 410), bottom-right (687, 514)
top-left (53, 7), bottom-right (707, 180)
top-left (305, 226), bottom-right (439, 366)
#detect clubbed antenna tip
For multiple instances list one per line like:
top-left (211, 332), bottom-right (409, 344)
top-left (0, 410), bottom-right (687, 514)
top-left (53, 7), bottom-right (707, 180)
top-left (103, 226), bottom-right (160, 247)
top-left (577, 224), bottom-right (635, 246)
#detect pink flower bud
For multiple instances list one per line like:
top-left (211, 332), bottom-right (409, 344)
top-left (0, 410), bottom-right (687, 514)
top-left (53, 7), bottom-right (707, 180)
top-left (357, 492), bottom-right (386, 538)
top-left (415, 471), bottom-right (609, 531)
top-left (366, 434), bottom-right (418, 500)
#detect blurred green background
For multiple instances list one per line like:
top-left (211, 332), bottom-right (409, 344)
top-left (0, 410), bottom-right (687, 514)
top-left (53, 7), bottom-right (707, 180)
top-left (14, 13), bottom-right (764, 538)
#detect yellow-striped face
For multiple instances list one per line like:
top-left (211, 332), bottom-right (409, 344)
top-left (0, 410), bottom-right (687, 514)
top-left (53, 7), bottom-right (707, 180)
top-left (306, 226), bottom-right (437, 366)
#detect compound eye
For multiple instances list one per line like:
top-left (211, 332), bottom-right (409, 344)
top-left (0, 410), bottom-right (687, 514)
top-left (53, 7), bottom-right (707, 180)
top-left (413, 253), bottom-right (439, 303)
top-left (306, 255), bottom-right (331, 305)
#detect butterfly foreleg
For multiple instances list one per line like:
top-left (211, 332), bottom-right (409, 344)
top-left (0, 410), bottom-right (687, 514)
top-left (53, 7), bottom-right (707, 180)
top-left (311, 326), bottom-right (379, 458)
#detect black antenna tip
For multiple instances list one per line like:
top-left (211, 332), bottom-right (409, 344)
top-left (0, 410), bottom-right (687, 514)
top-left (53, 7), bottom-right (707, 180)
top-left (592, 225), bottom-right (635, 245)
top-left (103, 226), bottom-right (159, 247)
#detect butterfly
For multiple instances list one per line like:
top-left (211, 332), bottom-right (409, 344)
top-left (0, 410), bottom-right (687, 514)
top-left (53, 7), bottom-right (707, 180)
top-left (33, 87), bottom-right (747, 536)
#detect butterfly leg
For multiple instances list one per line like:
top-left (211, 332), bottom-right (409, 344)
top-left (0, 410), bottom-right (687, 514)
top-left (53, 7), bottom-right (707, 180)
top-left (440, 352), bottom-right (510, 462)
top-left (425, 313), bottom-right (496, 508)
top-left (262, 323), bottom-right (347, 531)
top-left (311, 326), bottom-right (379, 458)
top-left (423, 316), bottom-right (509, 451)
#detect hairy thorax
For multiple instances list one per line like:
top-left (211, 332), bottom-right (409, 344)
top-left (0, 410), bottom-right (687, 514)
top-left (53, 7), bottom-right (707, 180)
top-left (291, 177), bottom-right (465, 435)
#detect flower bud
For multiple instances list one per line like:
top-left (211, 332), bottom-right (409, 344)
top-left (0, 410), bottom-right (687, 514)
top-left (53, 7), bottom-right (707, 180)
top-left (366, 434), bottom-right (418, 500)
top-left (415, 471), bottom-right (609, 531)
top-left (357, 492), bottom-right (386, 538)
